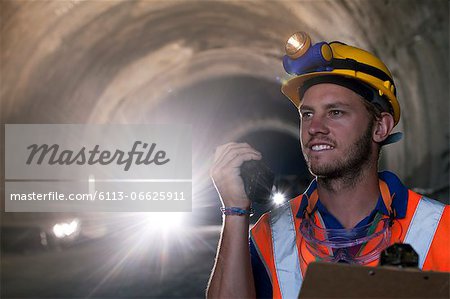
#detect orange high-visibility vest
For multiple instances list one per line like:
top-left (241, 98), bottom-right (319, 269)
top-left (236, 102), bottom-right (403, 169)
top-left (250, 189), bottom-right (449, 298)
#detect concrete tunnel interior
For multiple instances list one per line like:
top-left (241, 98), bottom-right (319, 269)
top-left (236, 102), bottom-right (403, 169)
top-left (1, 0), bottom-right (449, 297)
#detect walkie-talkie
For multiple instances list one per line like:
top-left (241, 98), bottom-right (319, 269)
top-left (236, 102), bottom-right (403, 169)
top-left (240, 160), bottom-right (275, 204)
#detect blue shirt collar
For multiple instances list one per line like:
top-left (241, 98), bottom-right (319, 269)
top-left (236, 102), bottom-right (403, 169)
top-left (296, 171), bottom-right (408, 219)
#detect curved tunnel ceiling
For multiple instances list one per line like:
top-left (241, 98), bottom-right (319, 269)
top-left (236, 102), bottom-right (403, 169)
top-left (2, 0), bottom-right (449, 200)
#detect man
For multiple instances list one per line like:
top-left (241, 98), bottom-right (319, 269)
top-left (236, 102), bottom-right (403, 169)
top-left (207, 32), bottom-right (449, 298)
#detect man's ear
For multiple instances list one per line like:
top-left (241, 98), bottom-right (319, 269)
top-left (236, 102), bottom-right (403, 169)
top-left (373, 112), bottom-right (395, 143)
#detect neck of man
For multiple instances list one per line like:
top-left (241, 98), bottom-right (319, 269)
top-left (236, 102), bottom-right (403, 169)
top-left (316, 160), bottom-right (380, 229)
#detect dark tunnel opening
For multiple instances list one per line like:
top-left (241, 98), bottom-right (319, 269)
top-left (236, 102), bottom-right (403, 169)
top-left (150, 75), bottom-right (297, 129)
top-left (150, 75), bottom-right (311, 222)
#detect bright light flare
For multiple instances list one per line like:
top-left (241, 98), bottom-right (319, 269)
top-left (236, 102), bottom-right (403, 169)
top-left (53, 219), bottom-right (80, 238)
top-left (144, 212), bottom-right (185, 232)
top-left (272, 192), bottom-right (286, 205)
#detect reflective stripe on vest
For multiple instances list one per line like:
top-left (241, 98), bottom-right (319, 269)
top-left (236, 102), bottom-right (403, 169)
top-left (270, 202), bottom-right (303, 298)
top-left (403, 197), bottom-right (445, 269)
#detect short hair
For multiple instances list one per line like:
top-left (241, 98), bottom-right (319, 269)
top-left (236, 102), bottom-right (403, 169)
top-left (361, 98), bottom-right (383, 122)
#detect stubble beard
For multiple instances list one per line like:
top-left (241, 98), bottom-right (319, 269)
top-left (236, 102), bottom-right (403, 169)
top-left (304, 122), bottom-right (375, 182)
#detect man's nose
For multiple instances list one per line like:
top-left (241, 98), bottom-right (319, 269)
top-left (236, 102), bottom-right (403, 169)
top-left (307, 115), bottom-right (330, 135)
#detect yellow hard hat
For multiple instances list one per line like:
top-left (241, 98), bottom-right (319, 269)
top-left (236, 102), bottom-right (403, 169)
top-left (281, 33), bottom-right (400, 126)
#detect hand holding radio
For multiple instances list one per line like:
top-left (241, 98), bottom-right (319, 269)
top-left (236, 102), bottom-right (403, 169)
top-left (210, 142), bottom-right (262, 209)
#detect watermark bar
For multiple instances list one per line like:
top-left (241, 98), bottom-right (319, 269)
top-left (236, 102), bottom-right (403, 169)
top-left (5, 124), bottom-right (192, 212)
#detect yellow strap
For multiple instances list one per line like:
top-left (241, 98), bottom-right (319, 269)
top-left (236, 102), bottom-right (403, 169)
top-left (306, 190), bottom-right (319, 215)
top-left (379, 179), bottom-right (393, 214)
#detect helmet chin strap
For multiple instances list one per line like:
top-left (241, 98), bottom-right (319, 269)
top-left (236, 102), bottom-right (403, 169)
top-left (380, 132), bottom-right (403, 146)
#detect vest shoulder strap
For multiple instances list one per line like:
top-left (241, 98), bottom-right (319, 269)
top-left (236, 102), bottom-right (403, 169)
top-left (269, 202), bottom-right (303, 298)
top-left (404, 196), bottom-right (445, 269)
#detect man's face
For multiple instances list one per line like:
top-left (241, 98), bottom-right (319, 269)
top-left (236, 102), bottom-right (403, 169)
top-left (299, 83), bottom-right (375, 178)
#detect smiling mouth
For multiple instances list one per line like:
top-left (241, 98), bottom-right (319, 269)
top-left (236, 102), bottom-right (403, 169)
top-left (311, 144), bottom-right (334, 151)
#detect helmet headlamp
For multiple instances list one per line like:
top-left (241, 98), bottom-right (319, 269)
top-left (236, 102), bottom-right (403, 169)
top-left (283, 40), bottom-right (333, 76)
top-left (285, 31), bottom-right (311, 59)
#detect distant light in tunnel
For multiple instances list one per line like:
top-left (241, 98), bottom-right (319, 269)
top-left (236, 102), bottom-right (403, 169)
top-left (272, 192), bottom-right (286, 205)
top-left (53, 219), bottom-right (80, 238)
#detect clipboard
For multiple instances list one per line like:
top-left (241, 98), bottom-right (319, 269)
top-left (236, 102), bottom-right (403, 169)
top-left (299, 262), bottom-right (450, 298)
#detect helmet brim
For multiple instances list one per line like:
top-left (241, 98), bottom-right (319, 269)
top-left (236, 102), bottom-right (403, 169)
top-left (281, 71), bottom-right (400, 125)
